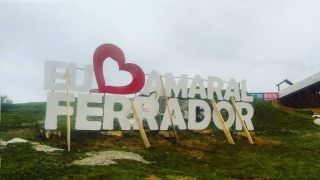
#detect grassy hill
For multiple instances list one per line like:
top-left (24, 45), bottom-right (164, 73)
top-left (1, 99), bottom-right (320, 179)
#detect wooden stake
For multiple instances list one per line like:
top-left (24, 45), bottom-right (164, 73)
top-left (210, 99), bottom-right (235, 144)
top-left (130, 99), bottom-right (151, 148)
top-left (45, 130), bottom-right (51, 139)
top-left (230, 97), bottom-right (254, 144)
top-left (65, 67), bottom-right (71, 151)
top-left (159, 76), bottom-right (179, 143)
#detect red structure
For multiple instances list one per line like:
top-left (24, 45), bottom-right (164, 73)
top-left (93, 44), bottom-right (145, 94)
top-left (248, 92), bottom-right (279, 101)
top-left (263, 92), bottom-right (279, 101)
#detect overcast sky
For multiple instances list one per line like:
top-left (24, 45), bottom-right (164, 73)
top-left (1, 0), bottom-right (320, 103)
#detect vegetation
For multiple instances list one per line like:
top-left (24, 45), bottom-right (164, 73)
top-left (1, 99), bottom-right (320, 179)
top-left (1, 96), bottom-right (13, 104)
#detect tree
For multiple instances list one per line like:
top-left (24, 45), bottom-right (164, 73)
top-left (1, 95), bottom-right (13, 104)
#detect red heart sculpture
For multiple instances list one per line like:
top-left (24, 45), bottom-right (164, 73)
top-left (93, 44), bottom-right (145, 94)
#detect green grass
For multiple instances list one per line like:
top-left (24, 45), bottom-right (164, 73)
top-left (1, 99), bottom-right (320, 179)
top-left (1, 102), bottom-right (46, 129)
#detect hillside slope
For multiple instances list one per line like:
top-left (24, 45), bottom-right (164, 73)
top-left (1, 99), bottom-right (320, 179)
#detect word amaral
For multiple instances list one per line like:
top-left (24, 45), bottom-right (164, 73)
top-left (44, 61), bottom-right (254, 131)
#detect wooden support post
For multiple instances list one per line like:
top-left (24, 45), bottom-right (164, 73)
top-left (65, 67), bottom-right (71, 151)
top-left (130, 99), bottom-right (151, 148)
top-left (159, 76), bottom-right (179, 143)
top-left (45, 130), bottom-right (51, 139)
top-left (210, 99), bottom-right (235, 144)
top-left (106, 131), bottom-right (123, 137)
top-left (230, 97), bottom-right (254, 144)
top-left (159, 131), bottom-right (176, 138)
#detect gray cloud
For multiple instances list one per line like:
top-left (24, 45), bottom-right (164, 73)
top-left (1, 0), bottom-right (320, 103)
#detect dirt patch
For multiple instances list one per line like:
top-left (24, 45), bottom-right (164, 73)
top-left (176, 139), bottom-right (212, 159)
top-left (180, 139), bottom-right (210, 149)
top-left (254, 137), bottom-right (283, 145)
top-left (72, 150), bottom-right (152, 166)
top-left (66, 134), bottom-right (145, 152)
top-left (154, 138), bottom-right (172, 146)
top-left (166, 175), bottom-right (197, 180)
top-left (181, 149), bottom-right (206, 159)
top-left (145, 175), bottom-right (197, 180)
top-left (145, 175), bottom-right (161, 180)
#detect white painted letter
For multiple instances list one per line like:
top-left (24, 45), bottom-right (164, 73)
top-left (103, 95), bottom-right (131, 130)
top-left (235, 102), bottom-right (254, 130)
top-left (224, 79), bottom-right (240, 101)
top-left (160, 98), bottom-right (186, 130)
top-left (240, 80), bottom-right (253, 102)
top-left (45, 92), bottom-right (74, 129)
top-left (132, 96), bottom-right (159, 130)
top-left (165, 73), bottom-right (188, 98)
top-left (75, 94), bottom-right (102, 130)
top-left (188, 99), bottom-right (211, 130)
top-left (188, 75), bottom-right (207, 99)
top-left (68, 63), bottom-right (93, 92)
top-left (142, 71), bottom-right (163, 96)
top-left (44, 61), bottom-right (66, 91)
top-left (207, 76), bottom-right (224, 100)
top-left (212, 101), bottom-right (235, 130)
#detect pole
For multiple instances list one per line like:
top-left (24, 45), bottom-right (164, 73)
top-left (65, 67), bottom-right (71, 151)
top-left (159, 76), bottom-right (179, 143)
top-left (130, 99), bottom-right (151, 148)
top-left (230, 97), bottom-right (254, 144)
top-left (210, 99), bottom-right (235, 144)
